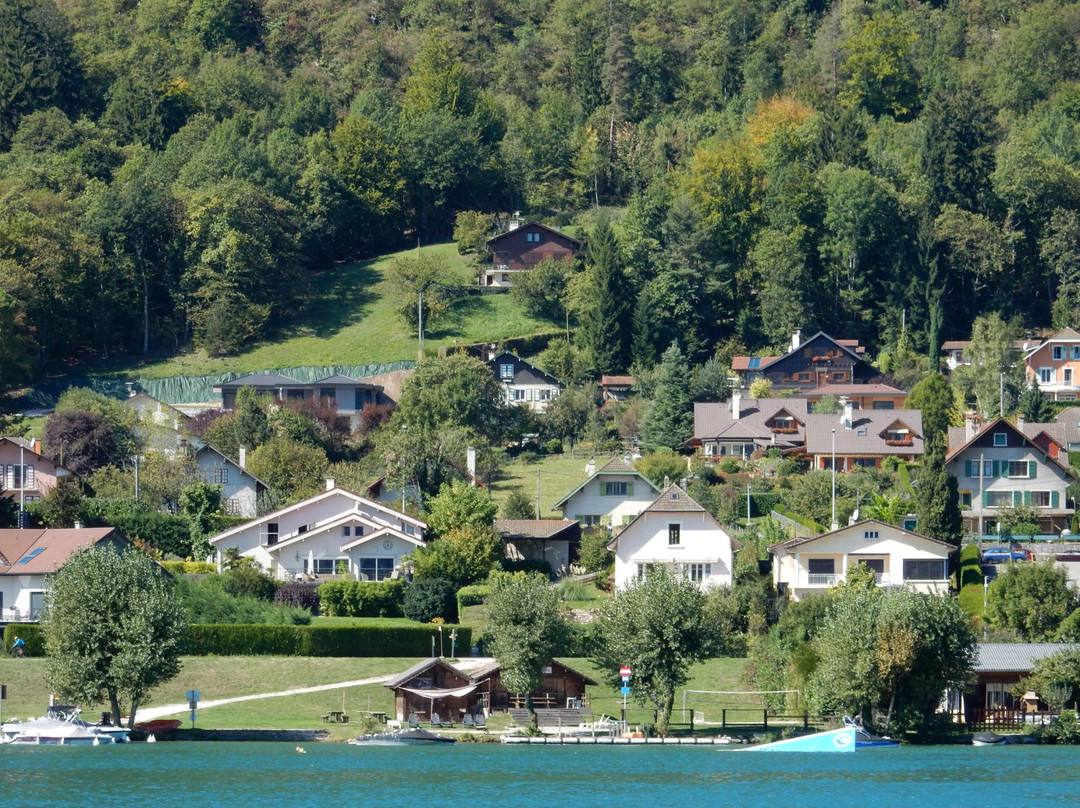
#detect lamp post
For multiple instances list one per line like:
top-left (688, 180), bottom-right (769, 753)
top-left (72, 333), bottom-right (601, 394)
top-left (831, 428), bottom-right (838, 530)
top-left (978, 452), bottom-right (985, 542)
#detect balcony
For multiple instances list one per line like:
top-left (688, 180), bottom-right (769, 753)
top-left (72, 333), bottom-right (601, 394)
top-left (802, 572), bottom-right (888, 587)
top-left (0, 607), bottom-right (40, 623)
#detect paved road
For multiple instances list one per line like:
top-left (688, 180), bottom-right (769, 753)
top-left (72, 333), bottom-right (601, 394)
top-left (135, 657), bottom-right (495, 721)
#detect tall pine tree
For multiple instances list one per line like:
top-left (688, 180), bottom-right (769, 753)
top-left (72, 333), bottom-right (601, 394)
top-left (641, 342), bottom-right (693, 450)
top-left (914, 436), bottom-right (963, 545)
top-left (576, 216), bottom-right (631, 374)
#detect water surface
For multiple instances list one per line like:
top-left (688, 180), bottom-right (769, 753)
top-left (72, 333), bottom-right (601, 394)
top-left (4, 742), bottom-right (1078, 808)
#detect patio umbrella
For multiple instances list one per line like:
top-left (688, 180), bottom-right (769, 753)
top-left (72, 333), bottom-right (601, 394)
top-left (308, 548), bottom-right (314, 576)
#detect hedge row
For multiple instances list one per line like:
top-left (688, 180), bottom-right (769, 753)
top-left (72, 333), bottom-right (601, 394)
top-left (318, 580), bottom-right (405, 617)
top-left (161, 561), bottom-right (217, 575)
top-left (456, 584), bottom-right (489, 615)
top-left (183, 624), bottom-right (470, 657)
top-left (4, 624), bottom-right (43, 655)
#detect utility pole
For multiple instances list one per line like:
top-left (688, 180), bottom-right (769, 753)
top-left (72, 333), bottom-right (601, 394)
top-left (1000, 373), bottom-right (1004, 418)
top-left (746, 483), bottom-right (751, 527)
top-left (978, 452), bottom-right (985, 542)
top-left (417, 291), bottom-right (424, 360)
top-left (536, 467), bottom-right (541, 520)
top-left (831, 429), bottom-right (838, 530)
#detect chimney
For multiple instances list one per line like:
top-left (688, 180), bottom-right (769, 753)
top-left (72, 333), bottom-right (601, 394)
top-left (238, 445), bottom-right (247, 469)
top-left (325, 478), bottom-right (335, 491)
top-left (790, 329), bottom-right (802, 352)
top-left (487, 343), bottom-right (497, 362)
top-left (731, 388), bottom-right (742, 420)
top-left (840, 397), bottom-right (854, 429)
top-left (74, 521), bottom-right (83, 530)
top-left (508, 212), bottom-right (522, 231)
top-left (965, 411), bottom-right (981, 442)
top-left (1017, 412), bottom-right (1026, 430)
top-left (585, 457), bottom-right (596, 476)
top-left (467, 446), bottom-right (477, 484)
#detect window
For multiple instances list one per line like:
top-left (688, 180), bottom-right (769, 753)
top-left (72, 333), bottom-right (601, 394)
top-left (795, 372), bottom-right (812, 382)
top-left (262, 522), bottom-right (279, 546)
top-left (959, 491), bottom-right (972, 507)
top-left (223, 498), bottom-right (242, 516)
top-left (636, 563), bottom-right (655, 579)
top-left (857, 428), bottom-right (867, 436)
top-left (1067, 368), bottom-right (1075, 387)
top-left (831, 372), bottom-right (847, 381)
top-left (686, 563), bottom-right (712, 583)
top-left (578, 514), bottom-right (602, 528)
top-left (526, 231), bottom-right (541, 243)
top-left (1031, 491), bottom-right (1051, 507)
top-left (357, 558), bottom-right (395, 581)
top-left (603, 481), bottom-right (629, 497)
top-left (856, 558), bottom-right (885, 574)
top-left (1039, 368), bottom-right (1055, 384)
top-left (210, 467), bottom-right (228, 485)
top-left (342, 526), bottom-right (351, 537)
top-left (1073, 346), bottom-right (1080, 360)
top-left (538, 389), bottom-right (552, 401)
top-left (668, 524), bottom-right (681, 545)
top-left (670, 492), bottom-right (680, 500)
top-left (903, 559), bottom-right (946, 580)
top-left (863, 530), bottom-right (879, 539)
top-left (1008, 461), bottom-right (1030, 477)
top-left (986, 681), bottom-right (1019, 711)
top-left (854, 458), bottom-right (876, 468)
top-left (312, 559), bottom-right (342, 575)
top-left (970, 460), bottom-right (994, 477)
top-left (500, 363), bottom-right (514, 380)
top-left (986, 491), bottom-right (1013, 507)
top-left (4, 464), bottom-right (34, 490)
top-left (993, 433), bottom-right (1007, 446)
top-left (872, 401), bottom-right (895, 410)
top-left (808, 559), bottom-right (835, 574)
top-left (512, 389), bottom-right (526, 401)
top-left (1054, 346), bottom-right (1065, 360)
top-left (320, 388), bottom-right (336, 403)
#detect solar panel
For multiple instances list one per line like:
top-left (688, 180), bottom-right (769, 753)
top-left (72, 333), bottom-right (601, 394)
top-left (15, 547), bottom-right (45, 565)
top-left (748, 358), bottom-right (761, 370)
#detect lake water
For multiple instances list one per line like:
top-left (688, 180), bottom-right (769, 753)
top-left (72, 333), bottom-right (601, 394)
top-left (4, 742), bottom-right (1079, 807)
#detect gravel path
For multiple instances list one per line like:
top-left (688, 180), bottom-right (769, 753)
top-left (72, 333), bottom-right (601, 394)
top-left (135, 657), bottom-right (495, 721)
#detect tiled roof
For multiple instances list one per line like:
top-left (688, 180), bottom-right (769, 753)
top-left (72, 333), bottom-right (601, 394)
top-left (768, 519), bottom-right (954, 552)
top-left (495, 519), bottom-right (579, 540)
top-left (647, 483), bottom-right (706, 513)
top-left (598, 456), bottom-right (636, 473)
top-left (801, 384), bottom-right (907, 396)
top-left (803, 410), bottom-right (924, 456)
top-left (552, 456), bottom-right (659, 509)
top-left (0, 528), bottom-right (120, 575)
top-left (975, 643), bottom-right (1080, 673)
top-left (693, 399), bottom-right (811, 441)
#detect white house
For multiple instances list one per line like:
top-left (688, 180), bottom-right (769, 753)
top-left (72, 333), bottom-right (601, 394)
top-left (553, 456), bottom-right (662, 530)
top-left (208, 484), bottom-right (427, 581)
top-left (607, 483), bottom-right (739, 590)
top-left (192, 443), bottom-right (268, 518)
top-left (768, 519), bottom-right (953, 602)
top-left (487, 352), bottom-right (561, 413)
top-left (0, 528), bottom-right (131, 620)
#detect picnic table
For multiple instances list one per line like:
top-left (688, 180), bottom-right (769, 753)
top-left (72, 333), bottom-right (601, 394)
top-left (322, 710), bottom-right (349, 724)
top-left (365, 711), bottom-right (387, 723)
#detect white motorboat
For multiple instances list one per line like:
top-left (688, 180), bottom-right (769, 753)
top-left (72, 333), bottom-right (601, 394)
top-left (349, 728), bottom-right (456, 745)
top-left (1, 709), bottom-right (129, 746)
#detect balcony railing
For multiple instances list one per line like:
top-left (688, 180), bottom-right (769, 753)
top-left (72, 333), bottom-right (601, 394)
top-left (803, 573), bottom-right (889, 587)
top-left (0, 608), bottom-right (40, 623)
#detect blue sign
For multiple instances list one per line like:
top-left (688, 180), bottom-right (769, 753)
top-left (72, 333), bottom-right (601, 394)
top-left (620, 686), bottom-right (630, 695)
top-left (621, 675), bottom-right (630, 683)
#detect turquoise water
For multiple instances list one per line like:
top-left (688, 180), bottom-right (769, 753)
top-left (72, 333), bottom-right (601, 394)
top-left (3, 742), bottom-right (1080, 807)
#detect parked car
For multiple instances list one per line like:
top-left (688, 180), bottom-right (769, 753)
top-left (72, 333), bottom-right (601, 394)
top-left (982, 546), bottom-right (1030, 564)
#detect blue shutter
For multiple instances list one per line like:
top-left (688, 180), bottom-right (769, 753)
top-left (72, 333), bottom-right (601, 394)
top-left (965, 460), bottom-right (972, 477)
top-left (1052, 491), bottom-right (1060, 508)
top-left (1029, 461), bottom-right (1037, 479)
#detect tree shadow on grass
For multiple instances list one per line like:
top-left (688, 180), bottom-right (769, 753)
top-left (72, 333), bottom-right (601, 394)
top-left (277, 259), bottom-right (381, 340)
top-left (423, 292), bottom-right (495, 341)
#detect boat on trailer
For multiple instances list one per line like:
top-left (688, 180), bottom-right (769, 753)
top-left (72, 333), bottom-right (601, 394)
top-left (349, 727), bottom-right (456, 746)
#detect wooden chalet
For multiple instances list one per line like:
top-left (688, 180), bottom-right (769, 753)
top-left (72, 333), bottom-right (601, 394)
top-left (484, 222), bottom-right (580, 287)
top-left (469, 659), bottom-right (597, 712)
top-left (383, 658), bottom-right (480, 722)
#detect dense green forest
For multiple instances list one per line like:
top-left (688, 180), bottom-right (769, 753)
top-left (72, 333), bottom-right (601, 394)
top-left (3, 0), bottom-right (1080, 387)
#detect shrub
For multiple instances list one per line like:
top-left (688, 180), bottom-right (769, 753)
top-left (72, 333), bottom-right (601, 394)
top-left (718, 457), bottom-right (741, 473)
top-left (222, 567), bottom-right (279, 601)
top-left (456, 584), bottom-right (489, 615)
top-left (556, 578), bottom-right (591, 601)
top-left (577, 530), bottom-right (613, 573)
top-left (501, 559), bottom-right (552, 576)
top-left (174, 574), bottom-right (310, 624)
top-left (318, 580), bottom-right (405, 617)
top-left (1044, 711), bottom-right (1080, 744)
top-left (275, 582), bottom-right (322, 613)
top-left (4, 624), bottom-right (43, 655)
top-left (403, 578), bottom-right (457, 622)
top-left (182, 624), bottom-right (472, 656)
top-left (161, 561), bottom-right (217, 575)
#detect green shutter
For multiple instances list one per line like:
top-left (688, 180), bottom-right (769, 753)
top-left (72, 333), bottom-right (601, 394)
top-left (965, 460), bottom-right (973, 477)
top-left (627, 482), bottom-right (634, 496)
top-left (1000, 461), bottom-right (1009, 478)
top-left (1053, 491), bottom-right (1060, 508)
top-left (601, 482), bottom-right (609, 497)
top-left (1014, 491), bottom-right (1022, 506)
top-left (1024, 491), bottom-right (1032, 505)
top-left (983, 491), bottom-right (989, 507)
top-left (1029, 460), bottom-right (1037, 479)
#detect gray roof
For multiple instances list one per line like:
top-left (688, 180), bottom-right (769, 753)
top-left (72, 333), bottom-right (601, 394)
top-left (1053, 408), bottom-right (1080, 447)
top-left (693, 399), bottom-right (810, 443)
top-left (383, 658), bottom-right (469, 689)
top-left (311, 374), bottom-right (381, 387)
top-left (647, 483), bottom-right (707, 513)
top-left (495, 519), bottom-right (580, 540)
top-left (769, 519), bottom-right (954, 552)
top-left (975, 643), bottom-right (1080, 673)
top-left (803, 410), bottom-right (924, 456)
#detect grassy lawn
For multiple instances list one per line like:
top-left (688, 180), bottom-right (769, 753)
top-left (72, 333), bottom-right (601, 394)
top-left (489, 452), bottom-right (598, 515)
top-left (82, 243), bottom-right (559, 381)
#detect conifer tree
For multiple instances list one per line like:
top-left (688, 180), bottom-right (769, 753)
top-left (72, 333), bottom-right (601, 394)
top-left (1017, 381), bottom-right (1054, 424)
top-left (641, 342), bottom-right (693, 450)
top-left (575, 216), bottom-right (630, 374)
top-left (914, 436), bottom-right (963, 545)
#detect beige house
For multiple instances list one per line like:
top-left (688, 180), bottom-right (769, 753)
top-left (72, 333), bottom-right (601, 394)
top-left (0, 438), bottom-right (71, 507)
top-left (769, 520), bottom-right (953, 602)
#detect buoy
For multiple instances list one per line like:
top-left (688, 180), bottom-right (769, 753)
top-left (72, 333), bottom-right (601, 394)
top-left (296, 746), bottom-right (306, 754)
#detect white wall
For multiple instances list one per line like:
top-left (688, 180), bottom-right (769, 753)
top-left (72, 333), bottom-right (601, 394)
top-left (195, 451), bottom-right (259, 517)
top-left (560, 474), bottom-right (659, 528)
top-left (612, 511), bottom-right (734, 590)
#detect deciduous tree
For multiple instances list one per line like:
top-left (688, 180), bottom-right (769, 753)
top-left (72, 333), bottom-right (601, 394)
top-left (987, 561), bottom-right (1078, 642)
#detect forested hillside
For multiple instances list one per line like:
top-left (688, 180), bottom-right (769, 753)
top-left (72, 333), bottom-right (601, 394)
top-left (3, 0), bottom-right (1080, 386)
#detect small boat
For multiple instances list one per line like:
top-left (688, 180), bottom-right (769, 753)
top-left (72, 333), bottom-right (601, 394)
top-left (844, 715), bottom-right (901, 748)
top-left (1, 708), bottom-right (129, 746)
top-left (743, 727), bottom-right (857, 752)
top-left (349, 728), bottom-right (456, 746)
top-left (135, 719), bottom-right (183, 735)
top-left (972, 731), bottom-right (1007, 746)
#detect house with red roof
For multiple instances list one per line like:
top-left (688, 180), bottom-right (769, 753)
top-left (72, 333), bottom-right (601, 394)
top-left (0, 527), bottom-right (131, 620)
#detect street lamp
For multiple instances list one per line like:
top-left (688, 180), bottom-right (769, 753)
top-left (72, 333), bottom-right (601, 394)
top-left (831, 428), bottom-right (838, 530)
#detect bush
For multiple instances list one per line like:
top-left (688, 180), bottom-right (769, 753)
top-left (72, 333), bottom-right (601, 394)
top-left (718, 457), bottom-right (741, 474)
top-left (456, 584), bottom-right (489, 615)
top-left (578, 530), bottom-right (613, 573)
top-left (160, 561), bottom-right (217, 575)
top-left (183, 624), bottom-right (472, 656)
top-left (275, 582), bottom-right (322, 613)
top-left (501, 559), bottom-right (552, 576)
top-left (4, 624), bottom-right (43, 655)
top-left (222, 567), bottom-right (279, 601)
top-left (556, 579), bottom-right (591, 601)
top-left (174, 575), bottom-right (310, 624)
top-left (403, 578), bottom-right (457, 622)
top-left (318, 580), bottom-right (405, 617)
top-left (1044, 711), bottom-right (1080, 744)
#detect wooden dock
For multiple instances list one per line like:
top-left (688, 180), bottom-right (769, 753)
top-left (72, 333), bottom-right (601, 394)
top-left (500, 735), bottom-right (744, 745)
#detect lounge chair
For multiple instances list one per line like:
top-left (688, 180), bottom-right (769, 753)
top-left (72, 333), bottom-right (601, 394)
top-left (474, 714), bottom-right (486, 730)
top-left (430, 712), bottom-right (442, 727)
top-left (463, 714), bottom-right (474, 729)
top-left (408, 713), bottom-right (420, 728)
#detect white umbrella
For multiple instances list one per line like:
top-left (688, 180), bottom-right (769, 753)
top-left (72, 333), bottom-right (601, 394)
top-left (308, 548), bottom-right (314, 577)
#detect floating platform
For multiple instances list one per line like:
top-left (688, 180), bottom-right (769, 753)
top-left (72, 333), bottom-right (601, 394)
top-left (500, 736), bottom-right (744, 745)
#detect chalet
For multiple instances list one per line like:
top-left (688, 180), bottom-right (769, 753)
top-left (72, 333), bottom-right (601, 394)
top-left (208, 483), bottom-right (427, 581)
top-left (946, 416), bottom-right (1076, 539)
top-left (484, 222), bottom-right (580, 287)
top-left (608, 483), bottom-right (739, 590)
top-left (384, 658), bottom-right (480, 723)
top-left (469, 659), bottom-right (597, 712)
top-left (213, 373), bottom-right (384, 427)
top-left (495, 519), bottom-right (580, 572)
top-left (599, 375), bottom-right (635, 401)
top-left (691, 393), bottom-right (810, 459)
top-left (0, 527), bottom-right (132, 621)
top-left (941, 338), bottom-right (1035, 371)
top-left (732, 331), bottom-right (876, 392)
top-left (488, 352), bottom-right (561, 412)
top-left (802, 401), bottom-right (925, 470)
top-left (0, 438), bottom-right (71, 508)
top-left (769, 520), bottom-right (952, 602)
top-left (799, 383), bottom-right (909, 411)
top-left (553, 456), bottom-right (661, 530)
top-left (1024, 328), bottom-right (1080, 401)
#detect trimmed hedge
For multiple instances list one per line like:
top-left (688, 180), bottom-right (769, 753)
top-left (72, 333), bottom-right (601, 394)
top-left (456, 584), bottom-right (489, 615)
top-left (161, 561), bottom-right (217, 575)
top-left (4, 624), bottom-right (43, 655)
top-left (501, 559), bottom-right (552, 575)
top-left (318, 580), bottom-right (405, 617)
top-left (183, 623), bottom-right (471, 657)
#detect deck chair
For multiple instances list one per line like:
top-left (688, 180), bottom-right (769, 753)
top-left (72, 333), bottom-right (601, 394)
top-left (463, 714), bottom-right (474, 729)
top-left (474, 714), bottom-right (486, 730)
top-left (430, 712), bottom-right (442, 727)
top-left (408, 713), bottom-right (420, 728)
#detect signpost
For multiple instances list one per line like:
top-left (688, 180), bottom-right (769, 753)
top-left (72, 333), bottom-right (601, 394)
top-left (619, 667), bottom-right (632, 722)
top-left (186, 690), bottom-right (201, 729)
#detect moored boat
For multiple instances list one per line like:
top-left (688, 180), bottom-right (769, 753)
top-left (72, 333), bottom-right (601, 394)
top-left (1, 708), bottom-right (129, 746)
top-left (349, 727), bottom-right (456, 746)
top-left (135, 719), bottom-right (183, 735)
top-left (972, 731), bottom-right (1007, 746)
top-left (844, 715), bottom-right (901, 748)
top-left (743, 726), bottom-right (857, 752)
